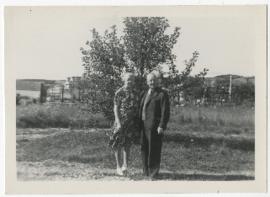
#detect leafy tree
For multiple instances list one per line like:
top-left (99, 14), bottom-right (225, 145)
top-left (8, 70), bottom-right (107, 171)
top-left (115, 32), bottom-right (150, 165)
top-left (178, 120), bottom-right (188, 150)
top-left (81, 18), bottom-right (181, 119)
top-left (181, 70), bottom-right (209, 103)
top-left (80, 17), bottom-right (208, 119)
top-left (171, 51), bottom-right (200, 103)
top-left (80, 26), bottom-right (126, 120)
top-left (123, 17), bottom-right (180, 77)
top-left (167, 51), bottom-right (208, 104)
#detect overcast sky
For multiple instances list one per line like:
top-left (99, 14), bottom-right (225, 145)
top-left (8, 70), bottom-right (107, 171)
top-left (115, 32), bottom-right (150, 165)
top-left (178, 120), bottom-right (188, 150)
top-left (5, 6), bottom-right (265, 80)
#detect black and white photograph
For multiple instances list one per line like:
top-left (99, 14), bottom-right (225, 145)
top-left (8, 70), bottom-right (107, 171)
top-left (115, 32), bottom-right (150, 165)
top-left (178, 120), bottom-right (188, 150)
top-left (4, 5), bottom-right (267, 193)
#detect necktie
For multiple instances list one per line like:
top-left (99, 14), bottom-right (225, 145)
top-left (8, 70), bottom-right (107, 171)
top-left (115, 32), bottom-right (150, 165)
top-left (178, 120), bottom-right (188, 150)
top-left (142, 89), bottom-right (152, 121)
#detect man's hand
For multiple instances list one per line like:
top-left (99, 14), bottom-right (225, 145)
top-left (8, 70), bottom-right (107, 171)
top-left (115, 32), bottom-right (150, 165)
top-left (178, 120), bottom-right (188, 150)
top-left (157, 127), bottom-right (164, 135)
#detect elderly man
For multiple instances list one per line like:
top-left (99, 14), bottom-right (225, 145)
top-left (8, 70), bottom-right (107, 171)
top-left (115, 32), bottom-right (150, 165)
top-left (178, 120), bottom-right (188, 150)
top-left (139, 72), bottom-right (170, 180)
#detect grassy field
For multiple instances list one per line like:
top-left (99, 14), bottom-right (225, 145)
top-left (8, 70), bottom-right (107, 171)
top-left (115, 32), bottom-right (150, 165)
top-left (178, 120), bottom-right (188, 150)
top-left (16, 104), bottom-right (111, 129)
top-left (16, 104), bottom-right (254, 181)
top-left (17, 128), bottom-right (254, 181)
top-left (17, 103), bottom-right (254, 132)
top-left (171, 105), bottom-right (254, 126)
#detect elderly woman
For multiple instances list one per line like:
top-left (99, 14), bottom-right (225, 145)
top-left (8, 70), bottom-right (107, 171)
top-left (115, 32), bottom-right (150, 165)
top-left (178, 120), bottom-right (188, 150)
top-left (109, 72), bottom-right (140, 176)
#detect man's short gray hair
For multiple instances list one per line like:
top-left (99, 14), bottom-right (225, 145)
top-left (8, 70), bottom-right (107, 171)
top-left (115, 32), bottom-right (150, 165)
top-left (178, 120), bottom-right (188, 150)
top-left (146, 72), bottom-right (157, 80)
top-left (148, 70), bottom-right (163, 79)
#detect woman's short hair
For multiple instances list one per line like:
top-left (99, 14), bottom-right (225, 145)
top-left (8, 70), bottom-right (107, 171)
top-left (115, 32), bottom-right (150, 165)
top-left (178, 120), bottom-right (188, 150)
top-left (151, 70), bottom-right (163, 79)
top-left (147, 70), bottom-right (164, 80)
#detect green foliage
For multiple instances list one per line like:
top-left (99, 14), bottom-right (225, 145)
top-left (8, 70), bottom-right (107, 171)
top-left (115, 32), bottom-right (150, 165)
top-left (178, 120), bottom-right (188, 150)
top-left (181, 76), bottom-right (205, 102)
top-left (165, 51), bottom-right (209, 104)
top-left (123, 17), bottom-right (180, 76)
top-left (16, 94), bottom-right (21, 105)
top-left (80, 26), bottom-right (126, 120)
top-left (82, 26), bottom-right (127, 77)
top-left (181, 67), bottom-right (209, 102)
top-left (232, 82), bottom-right (255, 106)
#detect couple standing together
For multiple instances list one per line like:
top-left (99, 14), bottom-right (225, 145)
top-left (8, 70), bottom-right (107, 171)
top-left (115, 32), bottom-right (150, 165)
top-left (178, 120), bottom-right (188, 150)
top-left (109, 71), bottom-right (170, 180)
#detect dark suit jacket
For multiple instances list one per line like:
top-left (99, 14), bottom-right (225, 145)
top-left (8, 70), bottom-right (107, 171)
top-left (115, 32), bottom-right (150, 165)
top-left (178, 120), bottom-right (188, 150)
top-left (139, 87), bottom-right (170, 135)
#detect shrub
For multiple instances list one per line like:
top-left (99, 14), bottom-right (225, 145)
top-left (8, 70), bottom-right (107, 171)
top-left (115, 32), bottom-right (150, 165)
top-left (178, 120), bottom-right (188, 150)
top-left (16, 94), bottom-right (21, 105)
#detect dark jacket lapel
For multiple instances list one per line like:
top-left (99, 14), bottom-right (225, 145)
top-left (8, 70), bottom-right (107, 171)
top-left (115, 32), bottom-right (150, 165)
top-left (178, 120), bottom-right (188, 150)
top-left (139, 91), bottom-right (148, 116)
top-left (145, 88), bottom-right (159, 107)
top-left (140, 91), bottom-right (148, 107)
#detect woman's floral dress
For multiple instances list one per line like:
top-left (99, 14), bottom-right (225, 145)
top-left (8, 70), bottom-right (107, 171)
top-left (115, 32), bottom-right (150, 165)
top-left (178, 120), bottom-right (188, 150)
top-left (109, 86), bottom-right (140, 150)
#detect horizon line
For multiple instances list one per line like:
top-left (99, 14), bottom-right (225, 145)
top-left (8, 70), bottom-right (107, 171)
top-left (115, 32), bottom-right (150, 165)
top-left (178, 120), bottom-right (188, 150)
top-left (16, 73), bottom-right (255, 81)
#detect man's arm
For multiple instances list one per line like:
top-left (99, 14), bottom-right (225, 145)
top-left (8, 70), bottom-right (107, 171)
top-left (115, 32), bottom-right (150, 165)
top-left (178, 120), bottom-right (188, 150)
top-left (158, 91), bottom-right (170, 131)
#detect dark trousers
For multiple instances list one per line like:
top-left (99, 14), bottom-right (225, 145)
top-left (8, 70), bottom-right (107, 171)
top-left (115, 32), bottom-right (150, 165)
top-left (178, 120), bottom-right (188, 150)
top-left (141, 126), bottom-right (163, 178)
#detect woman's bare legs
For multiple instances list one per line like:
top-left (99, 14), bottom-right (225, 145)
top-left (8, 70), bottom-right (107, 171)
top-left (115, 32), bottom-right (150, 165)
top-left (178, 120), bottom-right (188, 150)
top-left (114, 148), bottom-right (123, 175)
top-left (122, 145), bottom-right (131, 174)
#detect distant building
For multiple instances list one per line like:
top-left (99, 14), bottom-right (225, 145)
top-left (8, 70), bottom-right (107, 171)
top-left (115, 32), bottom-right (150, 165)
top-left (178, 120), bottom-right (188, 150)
top-left (66, 76), bottom-right (82, 101)
top-left (46, 84), bottom-right (64, 102)
top-left (44, 76), bottom-right (91, 103)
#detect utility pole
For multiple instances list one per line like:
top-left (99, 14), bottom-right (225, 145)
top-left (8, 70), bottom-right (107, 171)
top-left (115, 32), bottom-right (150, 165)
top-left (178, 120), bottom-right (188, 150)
top-left (61, 85), bottom-right (64, 103)
top-left (228, 74), bottom-right (232, 102)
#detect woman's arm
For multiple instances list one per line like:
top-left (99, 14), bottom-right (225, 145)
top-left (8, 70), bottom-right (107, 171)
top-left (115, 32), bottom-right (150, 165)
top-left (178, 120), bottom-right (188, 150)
top-left (113, 103), bottom-right (121, 131)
